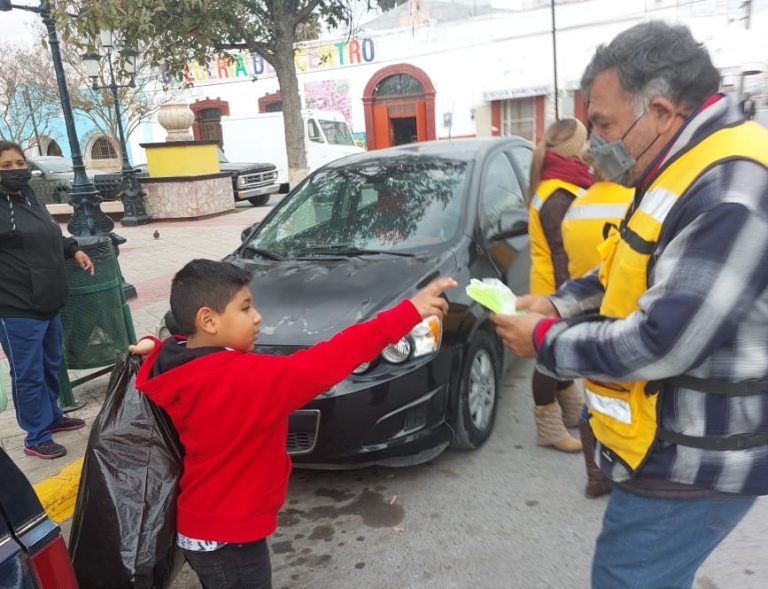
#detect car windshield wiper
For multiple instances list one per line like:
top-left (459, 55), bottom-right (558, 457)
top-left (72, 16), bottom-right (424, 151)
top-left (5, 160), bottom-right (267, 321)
top-left (240, 245), bottom-right (284, 261)
top-left (295, 245), bottom-right (415, 258)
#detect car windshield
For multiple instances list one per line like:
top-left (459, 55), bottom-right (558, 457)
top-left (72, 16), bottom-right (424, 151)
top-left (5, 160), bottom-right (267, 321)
top-left (246, 156), bottom-right (468, 257)
top-left (36, 158), bottom-right (74, 173)
top-left (318, 120), bottom-right (355, 146)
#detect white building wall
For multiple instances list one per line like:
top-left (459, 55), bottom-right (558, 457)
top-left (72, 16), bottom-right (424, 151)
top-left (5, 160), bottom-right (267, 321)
top-left (127, 0), bottom-right (767, 161)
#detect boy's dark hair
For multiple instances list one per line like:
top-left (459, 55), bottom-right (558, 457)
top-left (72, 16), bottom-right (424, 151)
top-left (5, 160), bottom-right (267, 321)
top-left (0, 141), bottom-right (26, 160)
top-left (170, 259), bottom-right (252, 336)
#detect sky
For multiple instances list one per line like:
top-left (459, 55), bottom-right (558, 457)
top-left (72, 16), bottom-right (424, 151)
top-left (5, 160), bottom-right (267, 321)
top-left (0, 1), bottom-right (384, 47)
top-left (0, 2), bottom-right (39, 44)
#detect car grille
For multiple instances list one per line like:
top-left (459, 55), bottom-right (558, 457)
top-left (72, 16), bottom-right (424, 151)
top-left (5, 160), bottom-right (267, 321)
top-left (287, 409), bottom-right (320, 456)
top-left (287, 431), bottom-right (315, 454)
top-left (241, 170), bottom-right (278, 188)
top-left (93, 173), bottom-right (123, 201)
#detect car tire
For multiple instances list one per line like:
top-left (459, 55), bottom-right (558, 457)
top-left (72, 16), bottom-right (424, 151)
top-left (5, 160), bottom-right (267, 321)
top-left (451, 330), bottom-right (501, 450)
top-left (247, 195), bottom-right (270, 207)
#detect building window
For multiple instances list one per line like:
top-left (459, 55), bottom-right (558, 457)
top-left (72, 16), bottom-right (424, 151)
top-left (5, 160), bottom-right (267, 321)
top-left (91, 136), bottom-right (118, 160)
top-left (264, 101), bottom-right (283, 112)
top-left (375, 74), bottom-right (424, 98)
top-left (501, 98), bottom-right (535, 142)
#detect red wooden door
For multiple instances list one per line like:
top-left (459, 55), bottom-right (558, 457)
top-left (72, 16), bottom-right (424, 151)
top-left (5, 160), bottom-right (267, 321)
top-left (416, 101), bottom-right (427, 142)
top-left (373, 103), bottom-right (391, 149)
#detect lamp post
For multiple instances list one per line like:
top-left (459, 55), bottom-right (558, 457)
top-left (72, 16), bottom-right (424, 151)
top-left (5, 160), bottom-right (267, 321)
top-left (82, 31), bottom-right (150, 227)
top-left (37, 0), bottom-right (117, 238)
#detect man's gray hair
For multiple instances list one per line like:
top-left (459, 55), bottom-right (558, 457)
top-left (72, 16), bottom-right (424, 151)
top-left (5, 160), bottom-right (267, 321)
top-left (581, 21), bottom-right (721, 113)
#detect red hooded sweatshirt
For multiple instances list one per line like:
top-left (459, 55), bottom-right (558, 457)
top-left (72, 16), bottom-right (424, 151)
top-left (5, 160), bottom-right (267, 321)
top-left (136, 300), bottom-right (421, 543)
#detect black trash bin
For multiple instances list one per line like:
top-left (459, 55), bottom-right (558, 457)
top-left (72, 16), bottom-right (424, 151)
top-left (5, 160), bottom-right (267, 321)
top-left (59, 236), bottom-right (137, 370)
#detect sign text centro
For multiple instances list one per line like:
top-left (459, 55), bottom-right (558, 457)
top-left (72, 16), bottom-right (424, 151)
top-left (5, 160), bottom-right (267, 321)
top-left (177, 38), bottom-right (376, 85)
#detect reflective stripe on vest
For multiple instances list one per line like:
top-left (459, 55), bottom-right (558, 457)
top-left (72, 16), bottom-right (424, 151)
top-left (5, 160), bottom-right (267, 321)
top-left (528, 179), bottom-right (587, 295)
top-left (586, 121), bottom-right (768, 473)
top-left (561, 182), bottom-right (633, 279)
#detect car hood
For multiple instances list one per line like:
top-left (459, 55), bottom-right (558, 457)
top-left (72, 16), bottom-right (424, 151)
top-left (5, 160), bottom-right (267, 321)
top-left (221, 162), bottom-right (276, 173)
top-left (235, 251), bottom-right (457, 347)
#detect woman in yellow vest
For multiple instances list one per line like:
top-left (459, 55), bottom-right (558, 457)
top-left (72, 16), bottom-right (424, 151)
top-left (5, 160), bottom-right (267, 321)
top-left (527, 118), bottom-right (593, 452)
top-left (561, 180), bottom-right (633, 496)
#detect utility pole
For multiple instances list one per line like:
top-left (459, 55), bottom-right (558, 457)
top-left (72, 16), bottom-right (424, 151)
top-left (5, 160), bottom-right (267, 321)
top-left (551, 0), bottom-right (560, 120)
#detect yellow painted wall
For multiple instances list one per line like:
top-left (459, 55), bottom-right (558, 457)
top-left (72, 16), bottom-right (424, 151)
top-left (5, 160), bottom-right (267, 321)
top-left (145, 143), bottom-right (220, 177)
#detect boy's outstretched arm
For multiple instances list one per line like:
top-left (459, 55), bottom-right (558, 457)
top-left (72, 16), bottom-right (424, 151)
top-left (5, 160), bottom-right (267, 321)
top-left (245, 277), bottom-right (458, 425)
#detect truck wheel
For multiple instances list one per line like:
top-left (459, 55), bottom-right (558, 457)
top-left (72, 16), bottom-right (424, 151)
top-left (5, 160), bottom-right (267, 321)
top-left (247, 195), bottom-right (270, 207)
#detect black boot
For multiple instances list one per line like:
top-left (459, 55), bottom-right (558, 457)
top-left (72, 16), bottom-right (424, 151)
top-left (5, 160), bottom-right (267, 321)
top-left (579, 420), bottom-right (613, 498)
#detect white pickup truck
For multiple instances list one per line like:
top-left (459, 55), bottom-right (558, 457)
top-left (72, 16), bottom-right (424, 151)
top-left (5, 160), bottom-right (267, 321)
top-left (220, 109), bottom-right (364, 192)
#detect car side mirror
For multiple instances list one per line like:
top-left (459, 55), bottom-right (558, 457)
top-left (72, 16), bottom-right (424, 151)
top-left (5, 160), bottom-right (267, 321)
top-left (490, 209), bottom-right (528, 241)
top-left (31, 170), bottom-right (43, 178)
top-left (241, 222), bottom-right (260, 242)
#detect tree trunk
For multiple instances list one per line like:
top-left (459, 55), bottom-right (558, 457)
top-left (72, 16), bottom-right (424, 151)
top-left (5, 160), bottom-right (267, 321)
top-left (271, 31), bottom-right (309, 186)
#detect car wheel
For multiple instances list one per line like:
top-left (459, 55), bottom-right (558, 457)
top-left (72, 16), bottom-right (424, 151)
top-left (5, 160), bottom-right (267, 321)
top-left (247, 195), bottom-right (270, 207)
top-left (451, 330), bottom-right (500, 449)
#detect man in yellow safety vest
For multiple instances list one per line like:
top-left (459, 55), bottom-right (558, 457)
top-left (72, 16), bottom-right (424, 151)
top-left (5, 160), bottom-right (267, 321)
top-left (492, 21), bottom-right (768, 588)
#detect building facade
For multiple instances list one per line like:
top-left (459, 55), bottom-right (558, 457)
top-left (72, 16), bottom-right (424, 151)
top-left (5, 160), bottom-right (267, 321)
top-left (129, 0), bottom-right (767, 161)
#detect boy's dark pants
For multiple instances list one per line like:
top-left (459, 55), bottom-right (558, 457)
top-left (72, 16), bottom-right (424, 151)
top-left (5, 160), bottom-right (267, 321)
top-left (183, 539), bottom-right (272, 589)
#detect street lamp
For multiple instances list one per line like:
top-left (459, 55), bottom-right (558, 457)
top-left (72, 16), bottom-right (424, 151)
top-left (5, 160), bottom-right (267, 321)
top-left (82, 32), bottom-right (150, 227)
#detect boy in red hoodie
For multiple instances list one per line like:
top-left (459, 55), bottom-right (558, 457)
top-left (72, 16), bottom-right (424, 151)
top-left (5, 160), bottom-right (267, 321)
top-left (131, 259), bottom-right (456, 589)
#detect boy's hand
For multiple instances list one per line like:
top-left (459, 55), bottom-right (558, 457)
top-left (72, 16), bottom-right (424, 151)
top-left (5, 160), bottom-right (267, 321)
top-left (410, 277), bottom-right (458, 320)
top-left (128, 338), bottom-right (156, 356)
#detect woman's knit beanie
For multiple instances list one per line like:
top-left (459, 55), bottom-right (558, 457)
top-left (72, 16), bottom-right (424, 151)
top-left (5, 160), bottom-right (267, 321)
top-left (548, 118), bottom-right (588, 159)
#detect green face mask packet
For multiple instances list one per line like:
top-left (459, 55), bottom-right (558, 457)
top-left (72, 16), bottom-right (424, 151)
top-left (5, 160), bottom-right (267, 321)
top-left (465, 278), bottom-right (519, 314)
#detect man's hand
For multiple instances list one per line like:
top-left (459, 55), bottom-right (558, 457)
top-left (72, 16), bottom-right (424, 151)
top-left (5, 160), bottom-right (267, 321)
top-left (128, 338), bottom-right (156, 356)
top-left (74, 250), bottom-right (95, 275)
top-left (516, 294), bottom-right (558, 317)
top-left (409, 277), bottom-right (458, 320)
top-left (489, 311), bottom-right (545, 358)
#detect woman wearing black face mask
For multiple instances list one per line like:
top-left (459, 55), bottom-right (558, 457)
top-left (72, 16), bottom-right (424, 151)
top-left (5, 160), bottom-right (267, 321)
top-left (0, 140), bottom-right (94, 459)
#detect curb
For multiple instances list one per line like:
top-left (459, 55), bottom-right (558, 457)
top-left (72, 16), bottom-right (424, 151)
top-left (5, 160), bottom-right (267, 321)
top-left (33, 457), bottom-right (83, 524)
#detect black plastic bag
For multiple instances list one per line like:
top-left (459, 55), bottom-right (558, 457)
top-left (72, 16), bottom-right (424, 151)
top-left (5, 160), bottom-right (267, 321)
top-left (69, 354), bottom-right (184, 589)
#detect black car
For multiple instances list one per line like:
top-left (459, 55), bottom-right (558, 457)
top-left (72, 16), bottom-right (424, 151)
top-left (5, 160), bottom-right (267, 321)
top-left (0, 449), bottom-right (78, 588)
top-left (167, 138), bottom-right (532, 467)
top-left (28, 156), bottom-right (122, 205)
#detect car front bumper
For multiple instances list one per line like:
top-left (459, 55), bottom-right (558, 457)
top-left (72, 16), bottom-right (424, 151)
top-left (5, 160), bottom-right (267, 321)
top-left (235, 183), bottom-right (280, 200)
top-left (287, 354), bottom-right (456, 468)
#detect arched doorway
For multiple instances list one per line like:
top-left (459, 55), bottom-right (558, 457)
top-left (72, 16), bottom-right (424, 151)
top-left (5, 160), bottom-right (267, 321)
top-left (363, 64), bottom-right (436, 150)
top-left (46, 140), bottom-right (62, 156)
top-left (190, 98), bottom-right (231, 146)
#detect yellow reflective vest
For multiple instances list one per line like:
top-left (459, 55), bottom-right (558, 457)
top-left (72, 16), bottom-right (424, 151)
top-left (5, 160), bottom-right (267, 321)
top-left (586, 121), bottom-right (768, 473)
top-left (560, 182), bottom-right (633, 279)
top-left (528, 179), bottom-right (587, 295)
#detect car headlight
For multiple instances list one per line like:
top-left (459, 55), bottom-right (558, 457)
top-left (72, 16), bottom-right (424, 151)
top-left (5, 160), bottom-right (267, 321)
top-left (237, 176), bottom-right (246, 187)
top-left (352, 361), bottom-right (371, 374)
top-left (382, 316), bottom-right (442, 365)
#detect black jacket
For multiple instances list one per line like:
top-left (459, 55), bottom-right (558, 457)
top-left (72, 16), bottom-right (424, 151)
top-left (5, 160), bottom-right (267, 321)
top-left (0, 185), bottom-right (79, 319)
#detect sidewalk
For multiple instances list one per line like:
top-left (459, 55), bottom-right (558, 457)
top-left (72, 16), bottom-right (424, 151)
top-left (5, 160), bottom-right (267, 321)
top-left (0, 199), bottom-right (279, 514)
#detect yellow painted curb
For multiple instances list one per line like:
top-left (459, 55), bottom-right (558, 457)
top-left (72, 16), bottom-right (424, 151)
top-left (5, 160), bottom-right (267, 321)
top-left (33, 458), bottom-right (83, 524)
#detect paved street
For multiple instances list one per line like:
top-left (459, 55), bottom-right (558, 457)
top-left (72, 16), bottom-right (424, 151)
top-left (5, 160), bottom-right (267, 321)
top-left (1, 198), bottom-right (765, 589)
